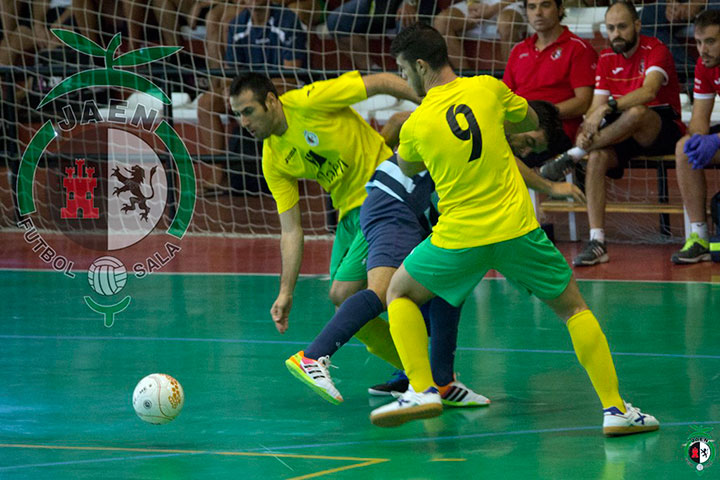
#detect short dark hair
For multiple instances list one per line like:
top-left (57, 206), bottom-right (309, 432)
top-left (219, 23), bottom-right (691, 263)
top-left (607, 0), bottom-right (639, 22)
top-left (529, 100), bottom-right (566, 157)
top-left (522, 0), bottom-right (565, 22)
top-left (390, 22), bottom-right (449, 70)
top-left (229, 73), bottom-right (279, 108)
top-left (695, 9), bottom-right (720, 29)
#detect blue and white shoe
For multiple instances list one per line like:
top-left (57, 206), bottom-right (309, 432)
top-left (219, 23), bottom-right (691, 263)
top-left (370, 386), bottom-right (442, 427)
top-left (603, 401), bottom-right (659, 436)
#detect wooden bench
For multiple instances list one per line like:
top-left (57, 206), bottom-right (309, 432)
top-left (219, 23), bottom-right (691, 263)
top-left (541, 200), bottom-right (685, 215)
top-left (538, 154), bottom-right (677, 240)
top-left (536, 154), bottom-right (717, 240)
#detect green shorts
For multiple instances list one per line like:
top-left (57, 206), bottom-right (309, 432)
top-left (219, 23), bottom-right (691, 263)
top-left (329, 208), bottom-right (369, 282)
top-left (403, 228), bottom-right (573, 307)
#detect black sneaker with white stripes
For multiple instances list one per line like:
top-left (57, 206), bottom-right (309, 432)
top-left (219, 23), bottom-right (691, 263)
top-left (573, 240), bottom-right (609, 266)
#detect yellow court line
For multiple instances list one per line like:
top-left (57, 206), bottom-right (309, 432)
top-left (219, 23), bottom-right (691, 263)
top-left (287, 459), bottom-right (389, 480)
top-left (0, 444), bottom-right (205, 454)
top-left (214, 451), bottom-right (384, 461)
top-left (430, 458), bottom-right (467, 462)
top-left (0, 443), bottom-right (389, 479)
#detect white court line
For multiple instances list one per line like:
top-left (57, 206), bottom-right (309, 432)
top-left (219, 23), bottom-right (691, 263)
top-left (1, 334), bottom-right (719, 360)
top-left (245, 421), bottom-right (720, 452)
top-left (0, 268), bottom-right (718, 284)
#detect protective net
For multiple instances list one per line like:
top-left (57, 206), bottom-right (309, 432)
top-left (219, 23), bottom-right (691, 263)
top-left (1, 0), bottom-right (719, 242)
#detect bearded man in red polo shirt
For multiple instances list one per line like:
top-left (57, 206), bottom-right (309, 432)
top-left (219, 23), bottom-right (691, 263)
top-left (503, 0), bottom-right (597, 167)
top-left (541, 0), bottom-right (685, 266)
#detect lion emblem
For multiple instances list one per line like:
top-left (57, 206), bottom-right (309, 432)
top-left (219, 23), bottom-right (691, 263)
top-left (111, 165), bottom-right (157, 221)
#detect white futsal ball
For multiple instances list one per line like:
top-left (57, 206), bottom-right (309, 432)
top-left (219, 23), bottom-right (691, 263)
top-left (88, 256), bottom-right (127, 296)
top-left (132, 373), bottom-right (184, 424)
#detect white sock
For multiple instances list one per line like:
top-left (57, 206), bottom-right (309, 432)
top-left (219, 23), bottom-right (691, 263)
top-left (568, 147), bottom-right (587, 160)
top-left (590, 228), bottom-right (605, 244)
top-left (691, 222), bottom-right (709, 241)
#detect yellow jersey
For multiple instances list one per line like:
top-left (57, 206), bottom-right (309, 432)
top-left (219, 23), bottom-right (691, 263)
top-left (398, 75), bottom-right (539, 249)
top-left (262, 71), bottom-right (392, 220)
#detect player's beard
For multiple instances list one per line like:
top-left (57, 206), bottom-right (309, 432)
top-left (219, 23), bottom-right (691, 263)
top-left (611, 31), bottom-right (638, 54)
top-left (407, 67), bottom-right (426, 98)
top-left (702, 54), bottom-right (720, 69)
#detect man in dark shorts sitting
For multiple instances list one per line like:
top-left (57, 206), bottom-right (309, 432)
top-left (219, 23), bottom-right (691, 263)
top-left (539, 0), bottom-right (685, 267)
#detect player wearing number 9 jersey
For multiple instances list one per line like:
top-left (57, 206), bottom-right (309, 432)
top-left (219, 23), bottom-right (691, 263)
top-left (399, 75), bottom-right (538, 248)
top-left (369, 23), bottom-right (659, 437)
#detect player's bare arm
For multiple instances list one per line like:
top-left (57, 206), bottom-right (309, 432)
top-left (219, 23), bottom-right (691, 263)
top-left (380, 111), bottom-right (413, 149)
top-left (362, 73), bottom-right (423, 104)
top-left (271, 203), bottom-right (304, 333)
top-left (515, 158), bottom-right (586, 203)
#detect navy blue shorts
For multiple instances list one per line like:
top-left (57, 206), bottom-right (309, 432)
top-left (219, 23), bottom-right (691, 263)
top-left (359, 188), bottom-right (431, 271)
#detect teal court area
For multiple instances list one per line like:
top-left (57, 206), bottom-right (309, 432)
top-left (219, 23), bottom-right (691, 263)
top-left (1, 271), bottom-right (719, 479)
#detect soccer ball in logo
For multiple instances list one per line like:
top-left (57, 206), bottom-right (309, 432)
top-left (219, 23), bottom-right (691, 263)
top-left (132, 373), bottom-right (185, 424)
top-left (88, 256), bottom-right (127, 295)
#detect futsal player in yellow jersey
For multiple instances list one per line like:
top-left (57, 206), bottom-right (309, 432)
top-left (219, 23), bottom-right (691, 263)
top-left (370, 23), bottom-right (659, 437)
top-left (228, 71), bottom-right (420, 388)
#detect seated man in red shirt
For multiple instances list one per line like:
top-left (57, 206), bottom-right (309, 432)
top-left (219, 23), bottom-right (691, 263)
top-left (672, 9), bottom-right (720, 264)
top-left (540, 0), bottom-right (685, 266)
top-left (503, 0), bottom-right (597, 168)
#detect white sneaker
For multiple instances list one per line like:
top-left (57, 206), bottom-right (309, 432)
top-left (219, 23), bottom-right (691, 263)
top-left (370, 386), bottom-right (442, 427)
top-left (603, 401), bottom-right (659, 437)
top-left (440, 381), bottom-right (491, 408)
top-left (285, 351), bottom-right (343, 404)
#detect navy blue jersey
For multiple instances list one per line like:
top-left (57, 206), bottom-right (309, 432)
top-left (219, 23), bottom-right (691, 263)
top-left (225, 6), bottom-right (306, 69)
top-left (365, 156), bottom-right (438, 228)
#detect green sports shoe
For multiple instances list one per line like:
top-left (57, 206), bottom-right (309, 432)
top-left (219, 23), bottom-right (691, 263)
top-left (671, 233), bottom-right (710, 264)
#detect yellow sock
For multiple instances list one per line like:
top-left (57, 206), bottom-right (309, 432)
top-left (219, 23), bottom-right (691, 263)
top-left (355, 317), bottom-right (403, 370)
top-left (388, 298), bottom-right (435, 392)
top-left (567, 310), bottom-right (625, 412)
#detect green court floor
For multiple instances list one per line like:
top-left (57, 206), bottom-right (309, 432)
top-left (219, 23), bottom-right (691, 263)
top-left (1, 270), bottom-right (718, 479)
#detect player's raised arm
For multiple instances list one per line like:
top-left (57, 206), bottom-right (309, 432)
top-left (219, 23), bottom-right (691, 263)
top-left (271, 203), bottom-right (304, 334)
top-left (362, 73), bottom-right (423, 104)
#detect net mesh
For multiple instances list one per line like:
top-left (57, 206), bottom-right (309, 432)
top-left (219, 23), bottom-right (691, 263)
top-left (1, 0), bottom-right (719, 242)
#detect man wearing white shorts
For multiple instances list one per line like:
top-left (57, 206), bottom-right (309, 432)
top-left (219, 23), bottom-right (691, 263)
top-left (433, 0), bottom-right (527, 70)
